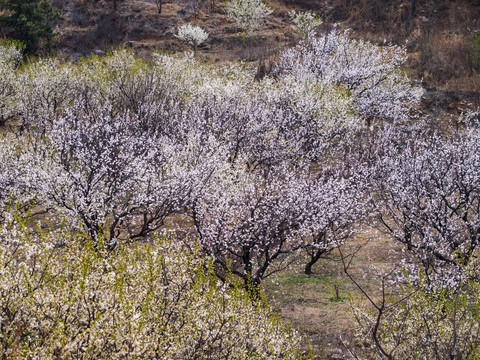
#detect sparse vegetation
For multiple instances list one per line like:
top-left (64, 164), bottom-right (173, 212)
top-left (472, 30), bottom-right (480, 73)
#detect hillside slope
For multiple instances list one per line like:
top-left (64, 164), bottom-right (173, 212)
top-left (51, 0), bottom-right (480, 63)
top-left (49, 0), bottom-right (480, 114)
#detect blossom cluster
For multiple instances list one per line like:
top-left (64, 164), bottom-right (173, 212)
top-left (0, 215), bottom-right (305, 359)
top-left (289, 10), bottom-right (322, 36)
top-left (225, 0), bottom-right (273, 35)
top-left (175, 24), bottom-right (209, 49)
top-left (0, 32), bottom-right (420, 291)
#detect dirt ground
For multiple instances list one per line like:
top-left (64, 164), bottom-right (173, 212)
top-left (264, 229), bottom-right (402, 358)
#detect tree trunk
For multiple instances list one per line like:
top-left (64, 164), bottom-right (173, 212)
top-left (406, 0), bottom-right (416, 31)
top-left (304, 260), bottom-right (314, 275)
top-left (305, 232), bottom-right (328, 275)
top-left (304, 252), bottom-right (324, 275)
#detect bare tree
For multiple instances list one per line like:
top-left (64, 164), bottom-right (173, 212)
top-left (155, 0), bottom-right (162, 13)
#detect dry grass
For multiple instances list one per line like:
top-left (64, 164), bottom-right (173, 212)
top-left (444, 74), bottom-right (480, 93)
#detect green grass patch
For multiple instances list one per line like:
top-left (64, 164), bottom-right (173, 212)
top-left (274, 273), bottom-right (332, 286)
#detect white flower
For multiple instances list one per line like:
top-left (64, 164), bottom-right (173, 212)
top-left (289, 10), bottom-right (322, 36)
top-left (174, 24), bottom-right (209, 49)
top-left (225, 0), bottom-right (273, 35)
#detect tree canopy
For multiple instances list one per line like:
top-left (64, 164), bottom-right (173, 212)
top-left (0, 0), bottom-right (59, 53)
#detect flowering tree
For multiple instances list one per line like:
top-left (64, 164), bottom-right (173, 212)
top-left (289, 10), bottom-right (322, 37)
top-left (342, 243), bottom-right (480, 359)
top-left (0, 222), bottom-right (306, 359)
top-left (274, 30), bottom-right (422, 125)
top-left (175, 24), bottom-right (209, 54)
top-left (362, 274), bottom-right (480, 359)
top-left (367, 129), bottom-right (480, 286)
top-left (225, 0), bottom-right (273, 36)
top-left (20, 101), bottom-right (216, 248)
top-left (15, 58), bottom-right (79, 125)
top-left (191, 161), bottom-right (361, 290)
top-left (0, 36), bottom-right (416, 284)
top-left (301, 173), bottom-right (364, 274)
top-left (0, 137), bottom-right (20, 212)
top-left (77, 50), bottom-right (161, 116)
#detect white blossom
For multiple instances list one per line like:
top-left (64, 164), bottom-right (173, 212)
top-left (289, 10), bottom-right (322, 36)
top-left (175, 24), bottom-right (209, 51)
top-left (225, 0), bottom-right (273, 35)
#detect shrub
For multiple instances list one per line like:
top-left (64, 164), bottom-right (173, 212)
top-left (289, 10), bottom-right (322, 37)
top-left (0, 39), bottom-right (24, 66)
top-left (0, 214), bottom-right (308, 359)
top-left (225, 0), bottom-right (273, 36)
top-left (174, 24), bottom-right (209, 54)
top-left (351, 271), bottom-right (480, 359)
top-left (0, 40), bottom-right (23, 126)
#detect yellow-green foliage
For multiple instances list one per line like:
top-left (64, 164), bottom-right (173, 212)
top-left (0, 41), bottom-right (23, 124)
top-left (472, 30), bottom-right (480, 72)
top-left (0, 214), bottom-right (307, 359)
